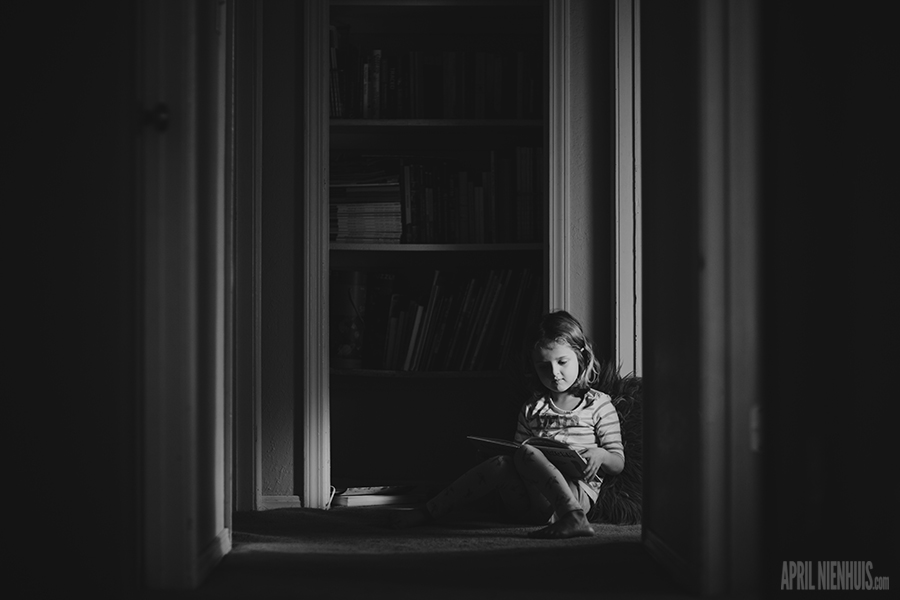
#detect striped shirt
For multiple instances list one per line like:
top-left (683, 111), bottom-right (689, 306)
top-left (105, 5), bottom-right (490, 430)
top-left (514, 388), bottom-right (624, 496)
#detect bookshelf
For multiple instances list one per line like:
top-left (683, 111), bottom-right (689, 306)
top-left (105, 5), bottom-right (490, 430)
top-left (325, 0), bottom-right (547, 488)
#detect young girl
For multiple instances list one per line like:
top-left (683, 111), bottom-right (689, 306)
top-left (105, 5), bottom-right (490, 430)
top-left (392, 310), bottom-right (625, 538)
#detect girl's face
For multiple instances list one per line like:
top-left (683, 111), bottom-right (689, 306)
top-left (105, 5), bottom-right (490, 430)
top-left (532, 341), bottom-right (580, 395)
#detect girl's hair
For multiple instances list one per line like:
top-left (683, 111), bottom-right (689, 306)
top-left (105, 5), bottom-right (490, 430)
top-left (522, 310), bottom-right (601, 396)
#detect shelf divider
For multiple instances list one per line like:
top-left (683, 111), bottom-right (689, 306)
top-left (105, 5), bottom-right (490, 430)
top-left (330, 242), bottom-right (543, 252)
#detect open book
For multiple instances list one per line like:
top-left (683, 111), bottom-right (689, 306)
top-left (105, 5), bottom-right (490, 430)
top-left (466, 435), bottom-right (599, 482)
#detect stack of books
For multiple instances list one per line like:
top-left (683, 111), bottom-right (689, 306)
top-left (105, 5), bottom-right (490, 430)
top-left (331, 485), bottom-right (424, 508)
top-left (330, 182), bottom-right (403, 244)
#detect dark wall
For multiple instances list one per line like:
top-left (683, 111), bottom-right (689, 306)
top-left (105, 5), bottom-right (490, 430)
top-left (759, 0), bottom-right (895, 593)
top-left (639, 0), bottom-right (702, 582)
top-left (641, 0), bottom-right (896, 592)
top-left (27, 1), bottom-right (140, 597)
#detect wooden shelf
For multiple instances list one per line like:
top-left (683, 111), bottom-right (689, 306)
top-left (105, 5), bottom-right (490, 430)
top-left (332, 0), bottom-right (541, 7)
top-left (330, 242), bottom-right (542, 252)
top-left (331, 118), bottom-right (542, 129)
top-left (331, 368), bottom-right (512, 378)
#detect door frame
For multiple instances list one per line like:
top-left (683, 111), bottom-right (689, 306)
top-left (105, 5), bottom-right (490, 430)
top-left (292, 0), bottom-right (644, 511)
top-left (292, 0), bottom-right (641, 508)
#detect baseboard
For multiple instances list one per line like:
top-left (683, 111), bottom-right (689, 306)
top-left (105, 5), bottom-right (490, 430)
top-left (194, 528), bottom-right (231, 588)
top-left (643, 527), bottom-right (694, 593)
top-left (258, 495), bottom-right (304, 510)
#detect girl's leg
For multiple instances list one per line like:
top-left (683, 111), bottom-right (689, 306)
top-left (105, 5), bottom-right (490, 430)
top-left (392, 447), bottom-right (595, 538)
top-left (511, 445), bottom-right (595, 538)
top-left (391, 454), bottom-right (519, 528)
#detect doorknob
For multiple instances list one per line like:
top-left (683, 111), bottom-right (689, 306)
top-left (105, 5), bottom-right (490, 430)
top-left (144, 102), bottom-right (170, 132)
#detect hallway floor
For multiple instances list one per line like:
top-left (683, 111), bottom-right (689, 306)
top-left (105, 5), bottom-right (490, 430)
top-left (139, 507), bottom-right (693, 600)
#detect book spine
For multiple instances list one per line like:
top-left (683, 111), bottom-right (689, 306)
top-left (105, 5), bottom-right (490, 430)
top-left (467, 270), bottom-right (509, 370)
top-left (380, 50), bottom-right (390, 118)
top-left (419, 294), bottom-right (446, 371)
top-left (329, 26), bottom-right (340, 118)
top-left (423, 166), bottom-right (435, 243)
top-left (471, 269), bottom-right (512, 371)
top-left (387, 51), bottom-right (398, 119)
top-left (534, 145), bottom-right (543, 241)
top-left (402, 304), bottom-right (425, 371)
top-left (474, 52), bottom-right (486, 119)
top-left (384, 292), bottom-right (401, 370)
top-left (516, 50), bottom-right (525, 119)
top-left (411, 51), bottom-right (421, 118)
top-left (391, 307), bottom-right (409, 370)
top-left (362, 60), bottom-right (370, 119)
top-left (441, 277), bottom-right (476, 371)
top-left (371, 49), bottom-right (382, 119)
top-left (442, 51), bottom-right (453, 119)
top-left (435, 163), bottom-right (446, 243)
top-left (458, 170), bottom-right (469, 244)
top-left (498, 153), bottom-right (513, 243)
top-left (397, 51), bottom-right (407, 118)
top-left (411, 271), bottom-right (441, 371)
top-left (498, 269), bottom-right (530, 369)
top-left (401, 163), bottom-right (412, 243)
top-left (458, 271), bottom-right (496, 370)
top-left (425, 293), bottom-right (455, 371)
top-left (487, 154), bottom-right (497, 243)
top-left (444, 165), bottom-right (460, 244)
top-left (473, 180), bottom-right (485, 244)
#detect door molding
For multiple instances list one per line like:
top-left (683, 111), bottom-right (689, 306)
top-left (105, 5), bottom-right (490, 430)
top-left (547, 0), bottom-right (571, 312)
top-left (613, 0), bottom-right (642, 376)
top-left (299, 0), bottom-right (332, 509)
top-left (232, 0), bottom-right (264, 513)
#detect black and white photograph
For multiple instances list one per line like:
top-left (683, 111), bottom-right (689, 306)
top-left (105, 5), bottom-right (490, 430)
top-left (24, 0), bottom-right (894, 598)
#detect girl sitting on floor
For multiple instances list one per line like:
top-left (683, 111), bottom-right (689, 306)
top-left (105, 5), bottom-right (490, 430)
top-left (392, 310), bottom-right (624, 538)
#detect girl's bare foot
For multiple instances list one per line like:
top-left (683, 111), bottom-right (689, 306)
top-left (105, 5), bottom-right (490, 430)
top-left (527, 510), bottom-right (595, 539)
top-left (389, 506), bottom-right (432, 529)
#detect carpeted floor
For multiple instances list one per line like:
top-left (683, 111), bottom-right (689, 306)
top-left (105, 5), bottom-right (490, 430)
top-left (140, 507), bottom-right (691, 600)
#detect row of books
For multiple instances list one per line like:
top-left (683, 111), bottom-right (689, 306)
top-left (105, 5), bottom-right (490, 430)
top-left (329, 37), bottom-right (541, 120)
top-left (330, 155), bottom-right (400, 187)
top-left (331, 148), bottom-right (542, 245)
top-left (331, 269), bottom-right (542, 372)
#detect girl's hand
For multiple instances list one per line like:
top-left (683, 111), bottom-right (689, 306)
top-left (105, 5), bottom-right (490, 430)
top-left (579, 447), bottom-right (607, 480)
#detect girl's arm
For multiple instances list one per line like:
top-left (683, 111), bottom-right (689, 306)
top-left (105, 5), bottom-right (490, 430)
top-left (584, 391), bottom-right (625, 479)
top-left (580, 447), bottom-right (624, 480)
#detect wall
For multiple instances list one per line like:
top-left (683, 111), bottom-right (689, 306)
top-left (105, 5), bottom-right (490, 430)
top-left (639, 0), bottom-right (896, 593)
top-left (639, 0), bottom-right (703, 585)
top-left (26, 1), bottom-right (140, 596)
top-left (758, 1), bottom-right (894, 592)
top-left (260, 0), bottom-right (300, 497)
top-left (568, 0), bottom-right (613, 361)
